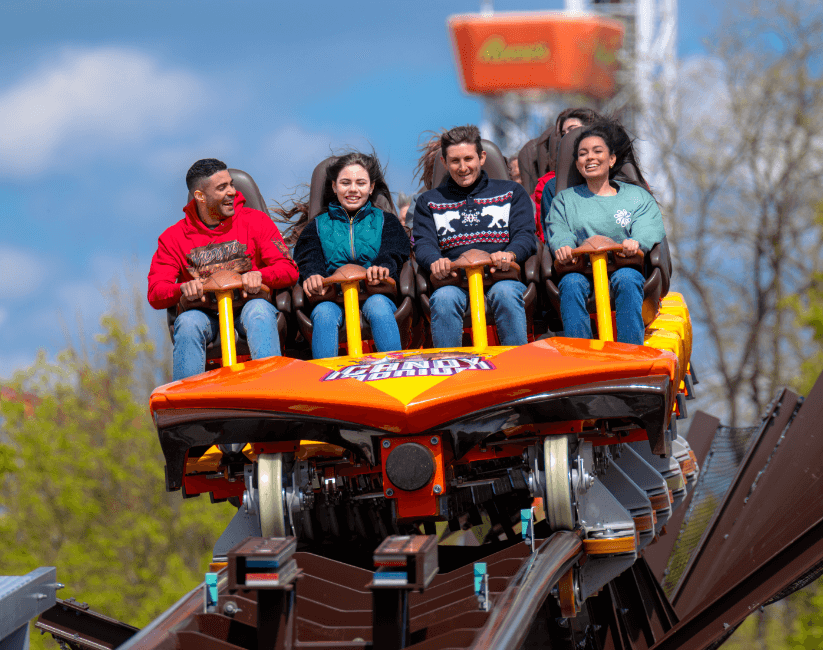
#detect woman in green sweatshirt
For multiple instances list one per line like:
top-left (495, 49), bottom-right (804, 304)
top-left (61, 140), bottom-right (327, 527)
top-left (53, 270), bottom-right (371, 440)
top-left (546, 121), bottom-right (665, 344)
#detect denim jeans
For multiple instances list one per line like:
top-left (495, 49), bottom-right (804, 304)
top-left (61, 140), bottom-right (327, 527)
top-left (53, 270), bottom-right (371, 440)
top-left (172, 298), bottom-right (281, 380)
top-left (430, 280), bottom-right (527, 348)
top-left (310, 293), bottom-right (401, 359)
top-left (558, 267), bottom-right (645, 344)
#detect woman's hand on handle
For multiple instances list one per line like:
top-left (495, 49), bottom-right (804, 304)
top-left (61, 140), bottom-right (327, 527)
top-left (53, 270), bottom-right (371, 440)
top-left (620, 239), bottom-right (640, 257)
top-left (366, 266), bottom-right (390, 285)
top-left (555, 246), bottom-right (576, 264)
top-left (303, 274), bottom-right (327, 298)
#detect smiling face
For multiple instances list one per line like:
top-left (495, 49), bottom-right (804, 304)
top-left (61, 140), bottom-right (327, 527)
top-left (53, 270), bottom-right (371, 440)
top-left (195, 169), bottom-right (236, 223)
top-left (576, 135), bottom-right (616, 183)
top-left (443, 142), bottom-right (487, 188)
top-left (332, 164), bottom-right (374, 213)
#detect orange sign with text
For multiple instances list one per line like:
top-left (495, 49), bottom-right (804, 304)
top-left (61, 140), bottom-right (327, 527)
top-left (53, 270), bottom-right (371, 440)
top-left (448, 13), bottom-right (624, 98)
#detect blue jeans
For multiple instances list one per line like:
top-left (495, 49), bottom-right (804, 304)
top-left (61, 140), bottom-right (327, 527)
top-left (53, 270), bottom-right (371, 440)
top-left (310, 293), bottom-right (401, 359)
top-left (172, 298), bottom-right (280, 380)
top-left (430, 280), bottom-right (527, 348)
top-left (558, 268), bottom-right (645, 344)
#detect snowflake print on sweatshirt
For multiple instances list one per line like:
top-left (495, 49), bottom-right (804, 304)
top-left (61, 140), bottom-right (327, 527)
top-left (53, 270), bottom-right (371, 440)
top-left (614, 209), bottom-right (632, 227)
top-left (461, 206), bottom-right (482, 226)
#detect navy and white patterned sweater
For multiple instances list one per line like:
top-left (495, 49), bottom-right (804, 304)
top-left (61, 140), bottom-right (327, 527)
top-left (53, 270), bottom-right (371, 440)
top-left (412, 171), bottom-right (537, 271)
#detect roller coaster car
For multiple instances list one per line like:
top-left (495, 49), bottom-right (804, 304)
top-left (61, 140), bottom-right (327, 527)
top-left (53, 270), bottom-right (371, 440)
top-left (151, 201), bottom-right (696, 616)
top-left (290, 157), bottom-right (417, 353)
top-left (417, 139), bottom-right (543, 344)
top-left (165, 169), bottom-right (290, 368)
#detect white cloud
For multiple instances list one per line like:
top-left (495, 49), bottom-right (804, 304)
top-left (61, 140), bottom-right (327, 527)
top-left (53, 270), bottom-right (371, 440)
top-left (0, 246), bottom-right (47, 299)
top-left (0, 47), bottom-right (200, 176)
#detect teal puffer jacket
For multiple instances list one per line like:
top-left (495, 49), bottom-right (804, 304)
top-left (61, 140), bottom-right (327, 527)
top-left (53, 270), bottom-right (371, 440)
top-left (315, 201), bottom-right (383, 276)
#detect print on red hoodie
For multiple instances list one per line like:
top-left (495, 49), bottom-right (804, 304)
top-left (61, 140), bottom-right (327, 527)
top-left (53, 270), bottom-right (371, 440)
top-left (147, 191), bottom-right (299, 310)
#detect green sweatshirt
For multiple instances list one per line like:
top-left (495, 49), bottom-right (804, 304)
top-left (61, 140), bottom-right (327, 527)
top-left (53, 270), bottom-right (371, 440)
top-left (547, 181), bottom-right (665, 254)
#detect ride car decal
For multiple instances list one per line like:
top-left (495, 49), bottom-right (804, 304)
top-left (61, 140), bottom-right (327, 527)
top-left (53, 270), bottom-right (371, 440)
top-left (321, 353), bottom-right (495, 383)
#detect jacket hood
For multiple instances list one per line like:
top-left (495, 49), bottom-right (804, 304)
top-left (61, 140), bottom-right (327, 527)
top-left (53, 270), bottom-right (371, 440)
top-left (182, 191), bottom-right (247, 234)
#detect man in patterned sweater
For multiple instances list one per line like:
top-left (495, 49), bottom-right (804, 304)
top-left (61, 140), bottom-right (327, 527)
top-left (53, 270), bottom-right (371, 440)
top-left (413, 125), bottom-right (537, 347)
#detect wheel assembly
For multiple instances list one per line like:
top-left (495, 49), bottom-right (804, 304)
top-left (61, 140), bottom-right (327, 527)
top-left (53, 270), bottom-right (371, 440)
top-left (544, 435), bottom-right (575, 531)
top-left (557, 567), bottom-right (581, 618)
top-left (257, 453), bottom-right (287, 537)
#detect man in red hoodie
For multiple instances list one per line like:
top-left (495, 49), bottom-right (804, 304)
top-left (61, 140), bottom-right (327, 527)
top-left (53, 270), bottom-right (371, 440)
top-left (148, 159), bottom-right (298, 380)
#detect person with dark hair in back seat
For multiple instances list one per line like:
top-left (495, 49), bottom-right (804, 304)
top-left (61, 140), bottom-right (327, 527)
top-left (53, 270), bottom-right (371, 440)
top-left (547, 120), bottom-right (663, 345)
top-left (534, 107), bottom-right (602, 241)
top-left (413, 125), bottom-right (537, 348)
top-left (147, 158), bottom-right (298, 380)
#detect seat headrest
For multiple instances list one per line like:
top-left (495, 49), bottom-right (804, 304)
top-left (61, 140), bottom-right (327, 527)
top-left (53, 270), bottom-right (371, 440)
top-left (431, 139), bottom-right (510, 189)
top-left (554, 132), bottom-right (642, 194)
top-left (186, 168), bottom-right (270, 215)
top-left (545, 129), bottom-right (561, 173)
top-left (308, 156), bottom-right (394, 220)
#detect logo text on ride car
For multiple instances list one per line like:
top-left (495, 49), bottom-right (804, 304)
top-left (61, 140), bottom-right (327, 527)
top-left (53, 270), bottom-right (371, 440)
top-left (321, 357), bottom-right (495, 382)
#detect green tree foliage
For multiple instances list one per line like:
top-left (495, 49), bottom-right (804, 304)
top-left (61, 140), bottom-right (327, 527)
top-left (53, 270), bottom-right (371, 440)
top-left (0, 314), bottom-right (236, 648)
top-left (653, 0), bottom-right (823, 426)
top-left (786, 205), bottom-right (823, 394)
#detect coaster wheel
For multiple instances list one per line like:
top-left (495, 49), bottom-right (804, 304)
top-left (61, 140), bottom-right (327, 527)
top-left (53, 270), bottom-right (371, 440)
top-left (544, 435), bottom-right (575, 531)
top-left (557, 568), bottom-right (581, 618)
top-left (258, 453), bottom-right (287, 537)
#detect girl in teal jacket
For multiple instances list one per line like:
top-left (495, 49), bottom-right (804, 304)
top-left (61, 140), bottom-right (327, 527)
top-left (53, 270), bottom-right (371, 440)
top-left (292, 152), bottom-right (410, 359)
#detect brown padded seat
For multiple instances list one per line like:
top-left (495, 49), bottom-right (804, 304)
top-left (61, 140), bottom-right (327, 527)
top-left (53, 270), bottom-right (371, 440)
top-left (431, 139), bottom-right (510, 190)
top-left (167, 168), bottom-right (290, 359)
top-left (292, 157), bottom-right (416, 350)
top-left (542, 133), bottom-right (672, 328)
top-left (417, 139), bottom-right (541, 337)
top-left (517, 127), bottom-right (560, 195)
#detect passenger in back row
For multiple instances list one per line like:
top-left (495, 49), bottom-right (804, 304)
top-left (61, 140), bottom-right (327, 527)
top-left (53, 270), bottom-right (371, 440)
top-left (291, 152), bottom-right (410, 359)
top-left (535, 107), bottom-right (602, 239)
top-left (413, 125), bottom-right (537, 348)
top-left (547, 119), bottom-right (664, 345)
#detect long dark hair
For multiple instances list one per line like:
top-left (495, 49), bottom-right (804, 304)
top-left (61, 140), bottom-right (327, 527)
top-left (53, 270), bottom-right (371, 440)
top-left (273, 151), bottom-right (395, 246)
top-left (554, 107), bottom-right (602, 135)
top-left (573, 120), bottom-right (652, 194)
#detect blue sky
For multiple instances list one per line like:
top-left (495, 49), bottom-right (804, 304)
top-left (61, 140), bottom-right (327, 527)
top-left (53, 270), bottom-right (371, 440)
top-left (0, 0), bottom-right (716, 375)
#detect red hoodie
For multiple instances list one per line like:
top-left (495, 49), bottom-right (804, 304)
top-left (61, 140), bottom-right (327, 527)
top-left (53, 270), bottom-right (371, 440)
top-left (147, 191), bottom-right (298, 310)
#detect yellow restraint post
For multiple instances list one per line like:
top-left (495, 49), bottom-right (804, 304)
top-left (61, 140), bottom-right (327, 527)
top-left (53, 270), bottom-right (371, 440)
top-left (590, 252), bottom-right (614, 342)
top-left (466, 267), bottom-right (488, 350)
top-left (342, 281), bottom-right (363, 357)
top-left (216, 290), bottom-right (238, 366)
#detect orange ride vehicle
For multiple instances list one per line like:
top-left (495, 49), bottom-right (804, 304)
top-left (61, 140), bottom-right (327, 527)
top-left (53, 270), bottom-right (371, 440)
top-left (150, 238), bottom-right (697, 618)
